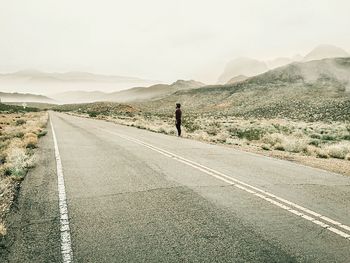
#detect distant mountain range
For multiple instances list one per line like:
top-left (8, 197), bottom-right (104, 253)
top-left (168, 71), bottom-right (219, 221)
top-left (0, 92), bottom-right (54, 103)
top-left (102, 80), bottom-right (204, 103)
top-left (53, 80), bottom-right (204, 103)
top-left (0, 70), bottom-right (160, 95)
top-left (145, 57), bottom-right (350, 121)
top-left (0, 79), bottom-right (204, 104)
top-left (218, 44), bottom-right (350, 84)
top-left (0, 70), bottom-right (158, 84)
top-left (1, 44), bottom-right (349, 108)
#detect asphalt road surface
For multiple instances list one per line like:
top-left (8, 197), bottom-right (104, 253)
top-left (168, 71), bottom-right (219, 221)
top-left (1, 112), bottom-right (350, 262)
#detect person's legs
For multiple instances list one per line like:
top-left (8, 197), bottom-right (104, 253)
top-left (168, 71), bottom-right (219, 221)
top-left (176, 123), bottom-right (181, 136)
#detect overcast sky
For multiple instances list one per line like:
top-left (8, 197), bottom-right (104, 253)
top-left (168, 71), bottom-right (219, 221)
top-left (0, 0), bottom-right (349, 84)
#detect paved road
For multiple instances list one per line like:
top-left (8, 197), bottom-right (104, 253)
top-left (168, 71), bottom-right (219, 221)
top-left (2, 112), bottom-right (350, 262)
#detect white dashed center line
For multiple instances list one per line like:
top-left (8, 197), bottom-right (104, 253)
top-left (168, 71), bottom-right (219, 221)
top-left (100, 128), bottom-right (350, 241)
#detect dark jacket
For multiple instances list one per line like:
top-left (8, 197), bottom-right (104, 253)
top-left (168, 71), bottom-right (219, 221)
top-left (175, 108), bottom-right (182, 123)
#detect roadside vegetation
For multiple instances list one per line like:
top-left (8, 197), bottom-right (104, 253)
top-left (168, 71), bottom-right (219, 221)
top-left (97, 113), bottom-right (350, 161)
top-left (56, 101), bottom-right (350, 177)
top-left (0, 105), bottom-right (48, 236)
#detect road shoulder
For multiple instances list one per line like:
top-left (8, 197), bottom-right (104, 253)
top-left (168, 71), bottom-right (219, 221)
top-left (0, 122), bottom-right (60, 263)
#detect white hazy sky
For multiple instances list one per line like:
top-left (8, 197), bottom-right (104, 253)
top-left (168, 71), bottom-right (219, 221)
top-left (0, 0), bottom-right (349, 83)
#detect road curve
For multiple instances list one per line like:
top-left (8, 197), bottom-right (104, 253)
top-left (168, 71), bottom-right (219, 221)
top-left (2, 111), bottom-right (350, 262)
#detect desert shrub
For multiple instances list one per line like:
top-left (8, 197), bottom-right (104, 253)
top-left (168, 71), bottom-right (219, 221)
top-left (346, 124), bottom-right (350, 133)
top-left (214, 131), bottom-right (229, 143)
top-left (316, 149), bottom-right (329, 158)
top-left (229, 127), bottom-right (265, 141)
top-left (24, 133), bottom-right (38, 149)
top-left (305, 145), bottom-right (317, 156)
top-left (0, 152), bottom-right (6, 165)
top-left (310, 133), bottom-right (322, 139)
top-left (183, 119), bottom-right (201, 133)
top-left (261, 144), bottom-right (271, 150)
top-left (321, 134), bottom-right (336, 141)
top-left (292, 130), bottom-right (305, 138)
top-left (14, 131), bottom-right (24, 138)
top-left (341, 134), bottom-right (350, 140)
top-left (88, 111), bottom-right (98, 117)
top-left (37, 130), bottom-right (47, 138)
top-left (325, 142), bottom-right (350, 159)
top-left (15, 119), bottom-right (26, 126)
top-left (274, 143), bottom-right (285, 151)
top-left (282, 138), bottom-right (308, 153)
top-left (271, 123), bottom-right (291, 134)
top-left (0, 139), bottom-right (10, 150)
top-left (206, 126), bottom-right (219, 136)
top-left (225, 138), bottom-right (242, 145)
top-left (262, 133), bottom-right (284, 146)
top-left (308, 139), bottom-right (321, 147)
top-left (6, 148), bottom-right (28, 178)
top-left (346, 154), bottom-right (350, 161)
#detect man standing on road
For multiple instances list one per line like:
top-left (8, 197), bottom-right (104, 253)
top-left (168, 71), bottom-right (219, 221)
top-left (175, 103), bottom-right (182, 137)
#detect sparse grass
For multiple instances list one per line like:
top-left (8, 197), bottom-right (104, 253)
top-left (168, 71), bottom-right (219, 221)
top-left (0, 112), bottom-right (48, 236)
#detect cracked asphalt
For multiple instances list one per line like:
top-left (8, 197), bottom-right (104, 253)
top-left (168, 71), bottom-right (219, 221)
top-left (1, 112), bottom-right (350, 262)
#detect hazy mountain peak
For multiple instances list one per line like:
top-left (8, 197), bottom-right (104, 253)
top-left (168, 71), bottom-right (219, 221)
top-left (218, 57), bottom-right (268, 84)
top-left (304, 44), bottom-right (349, 62)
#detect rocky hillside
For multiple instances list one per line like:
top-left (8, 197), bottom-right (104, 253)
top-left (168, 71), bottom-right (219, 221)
top-left (141, 58), bottom-right (350, 121)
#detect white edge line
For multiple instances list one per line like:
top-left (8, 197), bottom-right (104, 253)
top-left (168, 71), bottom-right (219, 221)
top-left (100, 128), bottom-right (350, 241)
top-left (50, 116), bottom-right (74, 262)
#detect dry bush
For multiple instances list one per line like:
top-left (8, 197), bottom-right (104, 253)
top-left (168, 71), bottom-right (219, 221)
top-left (324, 142), bottom-right (350, 159)
top-left (24, 132), bottom-right (38, 149)
top-left (5, 147), bottom-right (29, 178)
top-left (225, 137), bottom-right (243, 146)
top-left (282, 138), bottom-right (308, 153)
top-left (316, 148), bottom-right (329, 159)
top-left (262, 133), bottom-right (285, 146)
top-left (262, 133), bottom-right (308, 153)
